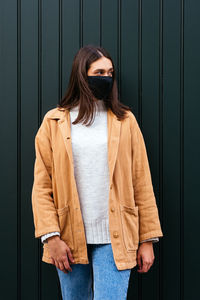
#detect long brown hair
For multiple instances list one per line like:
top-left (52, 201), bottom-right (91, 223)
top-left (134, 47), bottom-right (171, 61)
top-left (57, 44), bottom-right (131, 126)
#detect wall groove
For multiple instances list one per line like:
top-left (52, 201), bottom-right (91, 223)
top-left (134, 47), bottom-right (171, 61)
top-left (159, 0), bottom-right (164, 299)
top-left (17, 0), bottom-right (22, 299)
top-left (180, 0), bottom-right (184, 299)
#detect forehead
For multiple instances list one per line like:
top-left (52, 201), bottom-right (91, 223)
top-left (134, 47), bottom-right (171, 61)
top-left (89, 56), bottom-right (113, 70)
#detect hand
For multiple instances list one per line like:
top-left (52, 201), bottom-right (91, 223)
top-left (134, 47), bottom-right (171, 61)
top-left (47, 235), bottom-right (75, 274)
top-left (137, 241), bottom-right (155, 273)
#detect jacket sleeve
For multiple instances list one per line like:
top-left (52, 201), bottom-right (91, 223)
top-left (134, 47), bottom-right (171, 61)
top-left (31, 115), bottom-right (60, 238)
top-left (129, 112), bottom-right (164, 242)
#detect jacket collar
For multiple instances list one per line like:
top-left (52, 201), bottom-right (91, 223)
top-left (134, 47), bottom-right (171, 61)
top-left (47, 106), bottom-right (121, 186)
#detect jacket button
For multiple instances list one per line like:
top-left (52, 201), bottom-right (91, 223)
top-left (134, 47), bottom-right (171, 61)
top-left (66, 137), bottom-right (70, 139)
top-left (110, 184), bottom-right (113, 189)
top-left (113, 231), bottom-right (119, 238)
top-left (111, 207), bottom-right (115, 212)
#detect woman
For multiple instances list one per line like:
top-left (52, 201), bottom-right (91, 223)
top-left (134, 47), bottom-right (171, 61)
top-left (31, 45), bottom-right (163, 299)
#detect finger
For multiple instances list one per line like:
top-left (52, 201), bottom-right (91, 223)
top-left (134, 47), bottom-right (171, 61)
top-left (143, 262), bottom-right (150, 273)
top-left (138, 261), bottom-right (146, 273)
top-left (66, 247), bottom-right (75, 264)
top-left (149, 262), bottom-right (153, 269)
top-left (51, 257), bottom-right (55, 265)
top-left (137, 255), bottom-right (142, 270)
top-left (58, 261), bottom-right (68, 274)
top-left (137, 260), bottom-right (148, 273)
top-left (54, 260), bottom-right (59, 269)
top-left (63, 256), bottom-right (72, 272)
top-left (143, 261), bottom-right (148, 272)
top-left (145, 264), bottom-right (151, 273)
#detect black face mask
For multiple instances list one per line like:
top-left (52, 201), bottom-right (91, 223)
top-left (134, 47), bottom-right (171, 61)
top-left (87, 76), bottom-right (113, 100)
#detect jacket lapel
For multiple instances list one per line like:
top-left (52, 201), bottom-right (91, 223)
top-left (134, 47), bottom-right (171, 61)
top-left (107, 109), bottom-right (121, 185)
top-left (47, 107), bottom-right (121, 186)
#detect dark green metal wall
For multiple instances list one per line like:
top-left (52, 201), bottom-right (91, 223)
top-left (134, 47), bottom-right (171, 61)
top-left (1, 0), bottom-right (199, 299)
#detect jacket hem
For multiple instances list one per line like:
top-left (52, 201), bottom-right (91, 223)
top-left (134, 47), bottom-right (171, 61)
top-left (42, 253), bottom-right (138, 271)
top-left (115, 260), bottom-right (138, 271)
top-left (42, 253), bottom-right (89, 265)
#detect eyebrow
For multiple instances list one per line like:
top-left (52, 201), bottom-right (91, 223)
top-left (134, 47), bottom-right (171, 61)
top-left (94, 68), bottom-right (114, 72)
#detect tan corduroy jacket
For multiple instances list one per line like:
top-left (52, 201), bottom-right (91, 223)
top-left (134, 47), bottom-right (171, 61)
top-left (31, 106), bottom-right (163, 271)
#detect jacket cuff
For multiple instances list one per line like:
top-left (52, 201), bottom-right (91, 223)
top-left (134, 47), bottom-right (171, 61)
top-left (139, 229), bottom-right (163, 243)
top-left (140, 237), bottom-right (159, 243)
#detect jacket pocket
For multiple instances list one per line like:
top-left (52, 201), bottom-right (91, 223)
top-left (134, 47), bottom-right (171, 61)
top-left (56, 205), bottom-right (74, 250)
top-left (119, 203), bottom-right (139, 252)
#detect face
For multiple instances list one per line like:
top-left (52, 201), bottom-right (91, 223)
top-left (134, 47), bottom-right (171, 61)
top-left (87, 56), bottom-right (113, 77)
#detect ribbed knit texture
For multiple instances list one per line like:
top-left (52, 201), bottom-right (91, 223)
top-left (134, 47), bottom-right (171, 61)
top-left (69, 100), bottom-right (111, 243)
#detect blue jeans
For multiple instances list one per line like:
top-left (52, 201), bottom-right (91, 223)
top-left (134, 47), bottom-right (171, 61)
top-left (56, 243), bottom-right (131, 300)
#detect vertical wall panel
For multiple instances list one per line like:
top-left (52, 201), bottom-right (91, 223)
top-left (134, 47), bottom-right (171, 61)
top-left (121, 1), bottom-right (139, 298)
top-left (121, 0), bottom-right (139, 113)
top-left (41, 0), bottom-right (60, 299)
top-left (163, 1), bottom-right (181, 299)
top-left (184, 1), bottom-right (200, 299)
top-left (62, 0), bottom-right (80, 96)
top-left (21, 0), bottom-right (39, 299)
top-left (101, 0), bottom-right (118, 82)
top-left (142, 1), bottom-right (161, 299)
top-left (83, 0), bottom-right (100, 45)
top-left (0, 0), bottom-right (18, 299)
top-left (1, 0), bottom-right (200, 299)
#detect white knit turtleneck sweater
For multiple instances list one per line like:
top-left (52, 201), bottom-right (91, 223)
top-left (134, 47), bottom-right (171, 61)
top-left (41, 100), bottom-right (159, 244)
